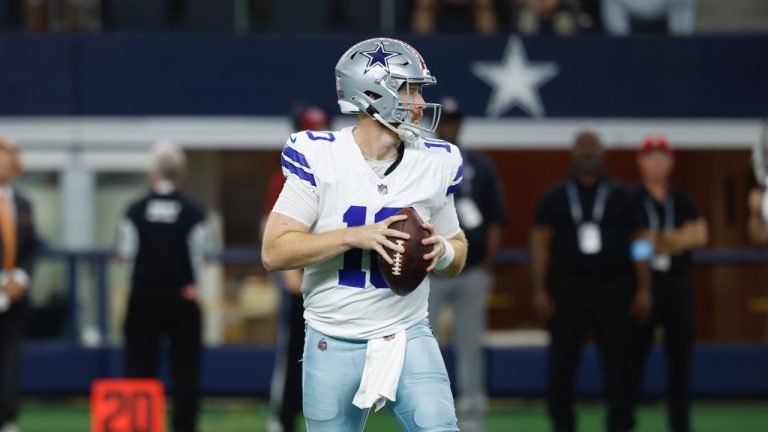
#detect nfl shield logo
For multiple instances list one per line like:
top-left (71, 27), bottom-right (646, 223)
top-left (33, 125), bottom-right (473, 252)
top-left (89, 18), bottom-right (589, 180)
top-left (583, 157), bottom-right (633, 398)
top-left (378, 184), bottom-right (388, 195)
top-left (317, 338), bottom-right (328, 351)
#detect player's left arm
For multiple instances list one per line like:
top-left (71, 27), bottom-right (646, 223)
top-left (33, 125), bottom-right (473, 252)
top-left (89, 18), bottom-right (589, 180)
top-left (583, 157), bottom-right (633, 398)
top-left (420, 145), bottom-right (469, 276)
top-left (423, 227), bottom-right (468, 277)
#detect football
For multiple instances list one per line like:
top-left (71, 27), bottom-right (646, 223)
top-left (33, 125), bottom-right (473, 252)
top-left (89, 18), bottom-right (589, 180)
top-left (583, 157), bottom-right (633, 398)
top-left (377, 207), bottom-right (433, 296)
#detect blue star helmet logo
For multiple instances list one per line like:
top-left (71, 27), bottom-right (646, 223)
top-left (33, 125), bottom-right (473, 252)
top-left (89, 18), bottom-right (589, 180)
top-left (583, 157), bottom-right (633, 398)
top-left (361, 42), bottom-right (401, 74)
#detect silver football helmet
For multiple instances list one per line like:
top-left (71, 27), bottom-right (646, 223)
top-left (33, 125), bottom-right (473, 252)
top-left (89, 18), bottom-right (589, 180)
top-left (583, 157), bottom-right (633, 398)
top-left (335, 38), bottom-right (442, 144)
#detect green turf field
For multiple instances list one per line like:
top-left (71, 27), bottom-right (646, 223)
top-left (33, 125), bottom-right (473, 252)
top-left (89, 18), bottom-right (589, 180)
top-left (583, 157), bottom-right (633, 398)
top-left (16, 399), bottom-right (768, 431)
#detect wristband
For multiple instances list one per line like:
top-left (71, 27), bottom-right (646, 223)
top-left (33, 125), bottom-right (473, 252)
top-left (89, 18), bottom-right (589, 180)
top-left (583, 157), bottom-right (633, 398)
top-left (631, 239), bottom-right (654, 262)
top-left (435, 236), bottom-right (455, 271)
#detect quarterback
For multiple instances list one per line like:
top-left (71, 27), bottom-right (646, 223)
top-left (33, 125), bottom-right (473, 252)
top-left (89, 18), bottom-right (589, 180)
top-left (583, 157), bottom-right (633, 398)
top-left (262, 38), bottom-right (468, 431)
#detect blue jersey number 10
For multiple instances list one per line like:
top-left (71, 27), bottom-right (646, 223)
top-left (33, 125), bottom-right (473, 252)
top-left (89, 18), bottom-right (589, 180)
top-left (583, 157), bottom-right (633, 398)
top-left (338, 206), bottom-right (402, 288)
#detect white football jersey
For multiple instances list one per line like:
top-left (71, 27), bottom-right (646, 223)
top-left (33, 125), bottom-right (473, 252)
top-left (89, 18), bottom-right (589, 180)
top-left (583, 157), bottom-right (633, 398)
top-left (277, 127), bottom-right (463, 340)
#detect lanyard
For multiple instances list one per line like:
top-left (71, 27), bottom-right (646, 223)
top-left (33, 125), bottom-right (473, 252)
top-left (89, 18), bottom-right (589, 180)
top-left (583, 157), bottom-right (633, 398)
top-left (566, 181), bottom-right (609, 224)
top-left (643, 193), bottom-right (675, 230)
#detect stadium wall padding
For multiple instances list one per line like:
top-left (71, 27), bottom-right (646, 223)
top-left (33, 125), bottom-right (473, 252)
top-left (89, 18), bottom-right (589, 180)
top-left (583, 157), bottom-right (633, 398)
top-left (0, 35), bottom-right (767, 117)
top-left (21, 344), bottom-right (768, 397)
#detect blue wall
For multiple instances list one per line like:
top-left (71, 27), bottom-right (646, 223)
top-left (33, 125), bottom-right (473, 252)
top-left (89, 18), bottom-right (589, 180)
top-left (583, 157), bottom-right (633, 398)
top-left (0, 35), bottom-right (766, 117)
top-left (22, 344), bottom-right (768, 397)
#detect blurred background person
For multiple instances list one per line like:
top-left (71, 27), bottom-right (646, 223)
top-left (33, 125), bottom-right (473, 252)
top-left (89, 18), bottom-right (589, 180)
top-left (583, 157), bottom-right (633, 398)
top-left (602, 0), bottom-right (696, 35)
top-left (747, 185), bottom-right (768, 244)
top-left (412, 0), bottom-right (497, 34)
top-left (631, 135), bottom-right (708, 432)
top-left (531, 130), bottom-right (651, 432)
top-left (0, 138), bottom-right (38, 432)
top-left (263, 105), bottom-right (330, 432)
top-left (515, 0), bottom-right (582, 35)
top-left (428, 97), bottom-right (507, 432)
top-left (115, 141), bottom-right (215, 432)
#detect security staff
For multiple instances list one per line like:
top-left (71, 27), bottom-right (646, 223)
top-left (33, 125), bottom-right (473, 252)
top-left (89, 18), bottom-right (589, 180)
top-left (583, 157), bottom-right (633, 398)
top-left (531, 131), bottom-right (651, 432)
top-left (115, 142), bottom-right (214, 432)
top-left (428, 97), bottom-right (507, 432)
top-left (632, 135), bottom-right (707, 432)
top-left (0, 138), bottom-right (38, 432)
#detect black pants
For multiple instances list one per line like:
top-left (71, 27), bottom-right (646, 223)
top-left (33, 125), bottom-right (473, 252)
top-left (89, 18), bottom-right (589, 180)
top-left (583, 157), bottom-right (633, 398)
top-left (633, 273), bottom-right (693, 432)
top-left (0, 300), bottom-right (26, 427)
top-left (124, 293), bottom-right (201, 432)
top-left (547, 276), bottom-right (635, 432)
top-left (271, 291), bottom-right (305, 432)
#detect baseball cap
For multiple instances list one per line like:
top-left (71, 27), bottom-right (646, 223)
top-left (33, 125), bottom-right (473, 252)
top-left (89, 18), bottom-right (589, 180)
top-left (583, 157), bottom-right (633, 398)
top-left (639, 134), bottom-right (671, 154)
top-left (297, 106), bottom-right (330, 131)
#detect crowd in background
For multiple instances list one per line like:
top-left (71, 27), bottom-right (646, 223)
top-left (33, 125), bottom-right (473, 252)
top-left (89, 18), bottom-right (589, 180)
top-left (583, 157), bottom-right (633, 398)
top-left (1, 0), bottom-right (767, 35)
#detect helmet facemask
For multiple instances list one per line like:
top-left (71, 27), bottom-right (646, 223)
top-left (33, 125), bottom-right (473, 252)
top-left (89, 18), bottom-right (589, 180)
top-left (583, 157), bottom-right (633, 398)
top-left (389, 75), bottom-right (442, 137)
top-left (357, 73), bottom-right (441, 145)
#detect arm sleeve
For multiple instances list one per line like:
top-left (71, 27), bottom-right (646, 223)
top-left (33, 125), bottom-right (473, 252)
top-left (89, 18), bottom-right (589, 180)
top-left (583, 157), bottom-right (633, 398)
top-left (281, 135), bottom-right (318, 191)
top-left (272, 175), bottom-right (320, 227)
top-left (115, 217), bottom-right (139, 260)
top-left (446, 151), bottom-right (464, 196)
top-left (431, 195), bottom-right (462, 239)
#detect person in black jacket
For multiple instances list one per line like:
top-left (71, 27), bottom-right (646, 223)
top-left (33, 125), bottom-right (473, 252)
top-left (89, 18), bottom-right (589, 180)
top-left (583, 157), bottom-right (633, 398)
top-left (531, 130), bottom-right (652, 432)
top-left (0, 138), bottom-right (38, 432)
top-left (115, 141), bottom-right (215, 432)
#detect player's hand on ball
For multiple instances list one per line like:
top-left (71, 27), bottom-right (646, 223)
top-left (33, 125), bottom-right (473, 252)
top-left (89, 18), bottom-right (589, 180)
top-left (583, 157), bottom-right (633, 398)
top-left (347, 214), bottom-right (410, 265)
top-left (420, 223), bottom-right (445, 272)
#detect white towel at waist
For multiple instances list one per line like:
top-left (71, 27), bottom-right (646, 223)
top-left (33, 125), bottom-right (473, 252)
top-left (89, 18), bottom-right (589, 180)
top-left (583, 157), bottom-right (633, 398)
top-left (352, 329), bottom-right (407, 411)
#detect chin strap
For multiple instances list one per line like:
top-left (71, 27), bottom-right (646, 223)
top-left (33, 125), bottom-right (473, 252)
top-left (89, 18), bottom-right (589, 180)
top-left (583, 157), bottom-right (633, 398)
top-left (359, 98), bottom-right (422, 146)
top-left (371, 113), bottom-right (421, 146)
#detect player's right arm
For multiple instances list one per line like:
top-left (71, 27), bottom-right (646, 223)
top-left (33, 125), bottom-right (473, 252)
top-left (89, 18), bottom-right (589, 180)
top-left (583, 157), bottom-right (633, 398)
top-left (261, 212), bottom-right (409, 272)
top-left (263, 134), bottom-right (410, 271)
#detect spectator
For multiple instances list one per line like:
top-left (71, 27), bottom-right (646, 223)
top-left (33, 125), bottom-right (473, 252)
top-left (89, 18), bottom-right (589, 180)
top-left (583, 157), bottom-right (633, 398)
top-left (9, 0), bottom-right (98, 32)
top-left (530, 130), bottom-right (652, 432)
top-left (413, 0), bottom-right (497, 34)
top-left (631, 135), bottom-right (707, 432)
top-left (515, 0), bottom-right (581, 35)
top-left (0, 138), bottom-right (38, 432)
top-left (428, 97), bottom-right (507, 432)
top-left (115, 141), bottom-right (216, 432)
top-left (602, 0), bottom-right (696, 35)
top-left (264, 105), bottom-right (331, 432)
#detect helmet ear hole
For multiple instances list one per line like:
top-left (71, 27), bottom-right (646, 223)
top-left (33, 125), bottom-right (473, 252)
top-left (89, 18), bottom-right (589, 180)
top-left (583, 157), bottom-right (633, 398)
top-left (365, 91), bottom-right (382, 101)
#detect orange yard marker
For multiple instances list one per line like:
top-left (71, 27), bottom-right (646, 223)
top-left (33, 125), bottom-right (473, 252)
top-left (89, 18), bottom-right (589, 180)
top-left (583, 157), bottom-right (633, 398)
top-left (91, 379), bottom-right (165, 432)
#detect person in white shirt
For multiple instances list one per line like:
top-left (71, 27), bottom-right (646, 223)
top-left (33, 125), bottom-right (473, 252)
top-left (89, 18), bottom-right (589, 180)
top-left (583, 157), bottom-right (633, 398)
top-left (262, 38), bottom-right (468, 431)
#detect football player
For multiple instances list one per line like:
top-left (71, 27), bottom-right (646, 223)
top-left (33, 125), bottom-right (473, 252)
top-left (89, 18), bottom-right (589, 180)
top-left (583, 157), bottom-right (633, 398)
top-left (262, 38), bottom-right (468, 431)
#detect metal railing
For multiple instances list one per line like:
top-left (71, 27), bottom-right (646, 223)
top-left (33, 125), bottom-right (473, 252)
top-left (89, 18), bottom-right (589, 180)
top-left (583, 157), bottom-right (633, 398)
top-left (38, 246), bottom-right (768, 346)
